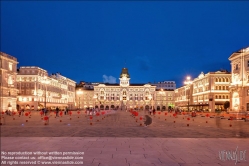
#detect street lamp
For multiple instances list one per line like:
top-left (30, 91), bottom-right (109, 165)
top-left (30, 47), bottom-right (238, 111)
top-left (41, 77), bottom-right (49, 109)
top-left (77, 89), bottom-right (83, 109)
top-left (159, 89), bottom-right (165, 111)
top-left (93, 94), bottom-right (98, 109)
top-left (184, 76), bottom-right (192, 112)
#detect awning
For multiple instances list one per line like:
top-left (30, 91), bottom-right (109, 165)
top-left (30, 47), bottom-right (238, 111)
top-left (215, 102), bottom-right (225, 105)
top-left (45, 103), bottom-right (68, 107)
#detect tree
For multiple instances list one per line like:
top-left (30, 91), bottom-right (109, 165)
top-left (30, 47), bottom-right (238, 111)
top-left (224, 101), bottom-right (230, 110)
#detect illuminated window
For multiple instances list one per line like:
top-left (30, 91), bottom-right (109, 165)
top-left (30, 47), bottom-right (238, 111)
top-left (9, 62), bottom-right (13, 71)
top-left (130, 94), bottom-right (133, 100)
top-left (111, 94), bottom-right (115, 100)
top-left (8, 75), bottom-right (13, 85)
top-left (135, 94), bottom-right (138, 100)
top-left (140, 94), bottom-right (143, 100)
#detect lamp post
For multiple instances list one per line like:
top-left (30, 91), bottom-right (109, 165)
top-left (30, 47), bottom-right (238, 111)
top-left (184, 76), bottom-right (192, 112)
top-left (0, 82), bottom-right (2, 112)
top-left (93, 94), bottom-right (98, 109)
top-left (159, 89), bottom-right (164, 111)
top-left (41, 77), bottom-right (49, 109)
top-left (77, 89), bottom-right (83, 109)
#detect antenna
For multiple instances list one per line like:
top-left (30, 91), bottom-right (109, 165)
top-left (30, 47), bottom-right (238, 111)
top-left (124, 60), bottom-right (126, 68)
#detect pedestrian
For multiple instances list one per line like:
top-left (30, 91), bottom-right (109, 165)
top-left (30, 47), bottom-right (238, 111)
top-left (56, 107), bottom-right (59, 117)
top-left (66, 107), bottom-right (69, 115)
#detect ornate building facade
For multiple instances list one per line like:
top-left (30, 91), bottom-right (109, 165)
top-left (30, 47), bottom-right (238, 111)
top-left (175, 71), bottom-right (231, 112)
top-left (229, 46), bottom-right (249, 112)
top-left (154, 89), bottom-right (175, 111)
top-left (76, 68), bottom-right (158, 110)
top-left (76, 68), bottom-right (175, 111)
top-left (16, 67), bottom-right (76, 110)
top-left (0, 52), bottom-right (18, 111)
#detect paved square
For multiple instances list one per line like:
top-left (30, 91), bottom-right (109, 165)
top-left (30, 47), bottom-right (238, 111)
top-left (1, 110), bottom-right (249, 166)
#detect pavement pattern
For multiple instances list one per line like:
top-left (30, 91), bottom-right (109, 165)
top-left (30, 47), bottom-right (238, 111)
top-left (1, 110), bottom-right (249, 166)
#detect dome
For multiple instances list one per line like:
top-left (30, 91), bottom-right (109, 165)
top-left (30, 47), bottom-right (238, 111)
top-left (120, 68), bottom-right (130, 78)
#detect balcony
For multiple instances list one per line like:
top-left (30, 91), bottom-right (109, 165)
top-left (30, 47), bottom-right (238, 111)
top-left (8, 84), bottom-right (14, 88)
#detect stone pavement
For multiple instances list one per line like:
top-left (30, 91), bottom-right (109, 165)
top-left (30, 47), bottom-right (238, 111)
top-left (1, 110), bottom-right (249, 166)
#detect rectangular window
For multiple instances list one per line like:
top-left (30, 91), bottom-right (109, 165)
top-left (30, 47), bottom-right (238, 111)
top-left (247, 103), bottom-right (249, 111)
top-left (236, 64), bottom-right (238, 70)
top-left (248, 61), bottom-right (249, 67)
top-left (130, 94), bottom-right (133, 100)
top-left (135, 94), bottom-right (138, 100)
top-left (140, 94), bottom-right (143, 100)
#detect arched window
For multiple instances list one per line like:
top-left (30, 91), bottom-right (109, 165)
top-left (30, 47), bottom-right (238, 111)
top-left (219, 95), bottom-right (221, 99)
top-left (216, 78), bottom-right (218, 82)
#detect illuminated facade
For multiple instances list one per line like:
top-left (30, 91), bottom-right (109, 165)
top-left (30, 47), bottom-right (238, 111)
top-left (0, 52), bottom-right (18, 111)
top-left (175, 71), bottom-right (231, 112)
top-left (76, 68), bottom-right (159, 110)
top-left (16, 67), bottom-right (76, 110)
top-left (154, 89), bottom-right (175, 111)
top-left (229, 46), bottom-right (249, 112)
top-left (152, 81), bottom-right (176, 90)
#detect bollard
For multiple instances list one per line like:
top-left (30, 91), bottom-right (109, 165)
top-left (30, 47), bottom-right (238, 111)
top-left (229, 118), bottom-right (233, 127)
top-left (139, 116), bottom-right (143, 126)
top-left (187, 117), bottom-right (190, 126)
top-left (206, 114), bottom-right (209, 123)
top-left (44, 116), bottom-right (49, 125)
top-left (77, 111), bottom-right (80, 118)
top-left (96, 113), bottom-right (100, 122)
top-left (25, 112), bottom-right (29, 122)
top-left (90, 116), bottom-right (93, 125)
top-left (158, 112), bottom-right (161, 119)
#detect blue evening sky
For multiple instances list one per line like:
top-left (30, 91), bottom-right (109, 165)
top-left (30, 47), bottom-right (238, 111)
top-left (1, 1), bottom-right (249, 87)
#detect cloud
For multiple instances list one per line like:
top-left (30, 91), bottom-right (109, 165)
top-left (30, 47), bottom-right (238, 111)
top-left (103, 75), bottom-right (117, 83)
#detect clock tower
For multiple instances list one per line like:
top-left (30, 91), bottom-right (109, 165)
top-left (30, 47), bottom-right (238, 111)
top-left (119, 68), bottom-right (130, 87)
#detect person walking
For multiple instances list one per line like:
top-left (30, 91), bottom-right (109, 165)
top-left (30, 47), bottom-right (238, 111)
top-left (56, 107), bottom-right (59, 117)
